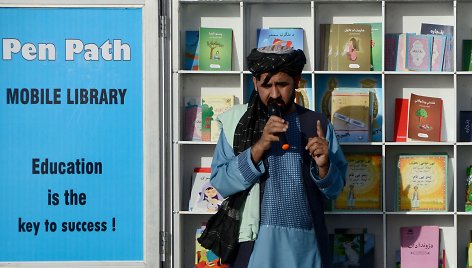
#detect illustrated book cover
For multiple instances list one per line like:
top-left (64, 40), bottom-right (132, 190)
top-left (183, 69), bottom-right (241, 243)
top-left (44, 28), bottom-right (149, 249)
top-left (314, 74), bottom-right (382, 142)
top-left (184, 97), bottom-right (202, 141)
top-left (407, 93), bottom-right (443, 142)
top-left (188, 167), bottom-right (224, 213)
top-left (328, 24), bottom-right (372, 71)
top-left (331, 87), bottom-right (373, 142)
top-left (198, 27), bottom-right (233, 71)
top-left (195, 226), bottom-right (229, 267)
top-left (356, 22), bottom-right (382, 71)
top-left (257, 28), bottom-right (304, 50)
top-left (334, 154), bottom-right (382, 211)
top-left (396, 154), bottom-right (448, 211)
top-left (201, 95), bottom-right (235, 142)
top-left (184, 30), bottom-right (199, 70)
top-left (405, 33), bottom-right (433, 71)
top-left (394, 98), bottom-right (409, 142)
top-left (400, 225), bottom-right (440, 268)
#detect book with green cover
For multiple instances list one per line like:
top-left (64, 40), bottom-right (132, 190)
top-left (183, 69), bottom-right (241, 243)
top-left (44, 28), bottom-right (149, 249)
top-left (463, 40), bottom-right (472, 71)
top-left (198, 27), bottom-right (233, 71)
top-left (356, 22), bottom-right (382, 71)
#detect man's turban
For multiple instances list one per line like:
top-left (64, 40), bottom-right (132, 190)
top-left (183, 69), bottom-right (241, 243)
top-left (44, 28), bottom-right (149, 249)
top-left (246, 45), bottom-right (306, 78)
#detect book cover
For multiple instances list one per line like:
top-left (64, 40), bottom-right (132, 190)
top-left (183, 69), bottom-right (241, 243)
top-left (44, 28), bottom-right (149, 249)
top-left (396, 154), bottom-right (448, 211)
top-left (334, 154), bottom-right (382, 211)
top-left (315, 74), bottom-right (382, 142)
top-left (331, 228), bottom-right (375, 268)
top-left (407, 93), bottom-right (443, 142)
top-left (396, 33), bottom-right (409, 72)
top-left (400, 226), bottom-right (440, 268)
top-left (331, 229), bottom-right (364, 268)
top-left (462, 40), bottom-right (472, 71)
top-left (356, 22), bottom-right (382, 71)
top-left (184, 30), bottom-right (199, 70)
top-left (319, 24), bottom-right (331, 71)
top-left (336, 24), bottom-right (372, 71)
top-left (195, 226), bottom-right (229, 268)
top-left (420, 23), bottom-right (454, 37)
top-left (198, 27), bottom-right (233, 71)
top-left (184, 97), bottom-right (202, 141)
top-left (431, 35), bottom-right (446, 72)
top-left (189, 167), bottom-right (224, 213)
top-left (201, 95), bottom-right (235, 142)
top-left (331, 87), bottom-right (373, 142)
top-left (442, 35), bottom-right (454, 72)
top-left (257, 28), bottom-right (304, 50)
top-left (394, 98), bottom-right (409, 142)
top-left (460, 111), bottom-right (472, 142)
top-left (295, 74), bottom-right (314, 110)
top-left (405, 33), bottom-right (433, 71)
top-left (385, 33), bottom-right (399, 71)
top-left (327, 24), bottom-right (339, 71)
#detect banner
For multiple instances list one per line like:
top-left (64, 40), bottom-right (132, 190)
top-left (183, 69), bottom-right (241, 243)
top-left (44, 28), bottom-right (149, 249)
top-left (0, 8), bottom-right (143, 261)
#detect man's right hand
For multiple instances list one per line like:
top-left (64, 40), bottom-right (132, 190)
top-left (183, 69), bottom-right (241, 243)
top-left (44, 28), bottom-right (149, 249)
top-left (250, 115), bottom-right (288, 164)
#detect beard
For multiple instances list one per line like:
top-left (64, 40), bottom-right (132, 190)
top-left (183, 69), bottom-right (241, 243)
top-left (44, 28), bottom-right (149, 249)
top-left (267, 91), bottom-right (295, 116)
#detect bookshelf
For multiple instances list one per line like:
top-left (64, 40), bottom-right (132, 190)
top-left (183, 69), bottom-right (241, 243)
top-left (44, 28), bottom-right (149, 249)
top-left (170, 1), bottom-right (471, 267)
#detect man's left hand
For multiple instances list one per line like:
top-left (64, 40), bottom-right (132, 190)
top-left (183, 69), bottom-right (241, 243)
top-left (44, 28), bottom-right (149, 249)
top-left (305, 120), bottom-right (330, 178)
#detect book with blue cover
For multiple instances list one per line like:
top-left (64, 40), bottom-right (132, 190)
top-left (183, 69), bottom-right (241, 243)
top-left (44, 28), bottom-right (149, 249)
top-left (184, 31), bottom-right (199, 70)
top-left (257, 28), bottom-right (304, 50)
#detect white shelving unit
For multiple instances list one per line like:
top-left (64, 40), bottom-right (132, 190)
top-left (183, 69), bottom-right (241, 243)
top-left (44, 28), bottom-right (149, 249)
top-left (170, 1), bottom-right (472, 267)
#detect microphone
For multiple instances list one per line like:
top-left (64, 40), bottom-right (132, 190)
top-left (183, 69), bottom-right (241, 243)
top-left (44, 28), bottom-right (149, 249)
top-left (267, 100), bottom-right (290, 150)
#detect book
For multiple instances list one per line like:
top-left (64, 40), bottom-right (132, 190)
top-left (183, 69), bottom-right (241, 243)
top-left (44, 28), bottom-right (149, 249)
top-left (195, 226), bottom-right (229, 268)
top-left (331, 229), bottom-right (364, 268)
top-left (319, 24), bottom-right (332, 71)
top-left (331, 87), bottom-right (373, 142)
top-left (314, 74), bottom-right (382, 142)
top-left (294, 74), bottom-right (314, 110)
top-left (356, 22), bottom-right (382, 71)
top-left (431, 35), bottom-right (447, 72)
top-left (396, 154), bottom-right (448, 211)
top-left (463, 40), bottom-right (472, 71)
top-left (257, 28), bottom-right (304, 50)
top-left (198, 27), bottom-right (233, 71)
top-left (184, 30), bottom-right (199, 70)
top-left (394, 98), bottom-right (409, 142)
top-left (201, 95), bottom-right (235, 142)
top-left (385, 33), bottom-right (399, 71)
top-left (420, 23), bottom-right (454, 37)
top-left (460, 111), bottom-right (472, 142)
top-left (334, 154), bottom-right (382, 211)
top-left (400, 226), bottom-right (440, 268)
top-left (407, 93), bottom-right (443, 142)
top-left (405, 33), bottom-right (433, 71)
top-left (328, 24), bottom-right (372, 71)
top-left (188, 167), bottom-right (224, 213)
top-left (184, 97), bottom-right (202, 141)
top-left (396, 33), bottom-right (409, 72)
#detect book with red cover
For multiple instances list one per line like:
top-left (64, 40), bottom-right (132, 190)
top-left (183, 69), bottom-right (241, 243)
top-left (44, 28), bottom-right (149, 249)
top-left (400, 225), bottom-right (440, 268)
top-left (394, 98), bottom-right (409, 142)
top-left (407, 93), bottom-right (443, 142)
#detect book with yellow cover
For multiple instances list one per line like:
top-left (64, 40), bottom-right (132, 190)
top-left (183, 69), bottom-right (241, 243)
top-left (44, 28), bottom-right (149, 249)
top-left (396, 154), bottom-right (448, 211)
top-left (334, 154), bottom-right (382, 211)
top-left (201, 95), bottom-right (235, 142)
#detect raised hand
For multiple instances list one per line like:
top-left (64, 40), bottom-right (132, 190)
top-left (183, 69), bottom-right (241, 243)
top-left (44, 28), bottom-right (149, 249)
top-left (305, 120), bottom-right (330, 177)
top-left (250, 115), bottom-right (288, 164)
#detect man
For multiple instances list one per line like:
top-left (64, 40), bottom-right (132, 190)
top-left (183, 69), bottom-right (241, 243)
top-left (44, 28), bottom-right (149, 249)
top-left (210, 45), bottom-right (347, 268)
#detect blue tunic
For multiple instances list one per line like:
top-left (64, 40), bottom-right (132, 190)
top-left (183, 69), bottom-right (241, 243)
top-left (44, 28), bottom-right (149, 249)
top-left (211, 108), bottom-right (347, 268)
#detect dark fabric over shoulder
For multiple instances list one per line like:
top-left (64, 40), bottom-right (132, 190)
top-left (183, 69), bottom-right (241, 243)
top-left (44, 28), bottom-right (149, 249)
top-left (296, 104), bottom-right (331, 268)
top-left (229, 241), bottom-right (255, 268)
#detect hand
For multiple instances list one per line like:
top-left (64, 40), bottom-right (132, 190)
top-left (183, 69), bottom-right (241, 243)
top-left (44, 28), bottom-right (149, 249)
top-left (305, 120), bottom-right (330, 177)
top-left (251, 115), bottom-right (288, 163)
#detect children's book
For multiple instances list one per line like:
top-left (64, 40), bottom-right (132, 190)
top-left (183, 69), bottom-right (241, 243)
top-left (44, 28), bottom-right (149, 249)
top-left (295, 74), bottom-right (314, 110)
top-left (314, 74), bottom-right (382, 142)
top-left (400, 226), bottom-right (440, 268)
top-left (189, 167), bottom-right (224, 213)
top-left (257, 28), bottom-right (304, 50)
top-left (198, 27), bottom-right (233, 71)
top-left (331, 87), bottom-right (373, 142)
top-left (184, 31), bottom-right (199, 70)
top-left (201, 95), bottom-right (235, 142)
top-left (462, 40), bottom-right (472, 71)
top-left (184, 97), bottom-right (202, 141)
top-left (407, 93), bottom-right (443, 142)
top-left (331, 229), bottom-right (364, 268)
top-left (195, 226), bottom-right (229, 267)
top-left (334, 154), bottom-right (382, 211)
top-left (331, 24), bottom-right (372, 71)
top-left (460, 111), bottom-right (472, 142)
top-left (405, 33), bottom-right (433, 71)
top-left (396, 154), bottom-right (448, 211)
top-left (394, 98), bottom-right (409, 142)
top-left (431, 35), bottom-right (446, 71)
